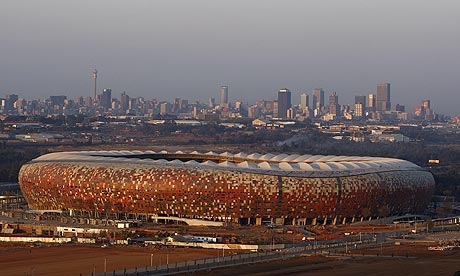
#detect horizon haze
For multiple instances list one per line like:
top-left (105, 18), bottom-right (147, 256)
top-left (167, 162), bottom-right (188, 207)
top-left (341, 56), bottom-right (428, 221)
top-left (1, 0), bottom-right (459, 115)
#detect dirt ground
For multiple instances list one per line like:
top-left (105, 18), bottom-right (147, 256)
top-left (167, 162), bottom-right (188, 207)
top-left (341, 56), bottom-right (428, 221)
top-left (2, 242), bottom-right (460, 276)
top-left (192, 243), bottom-right (460, 276)
top-left (0, 243), bottom-right (221, 276)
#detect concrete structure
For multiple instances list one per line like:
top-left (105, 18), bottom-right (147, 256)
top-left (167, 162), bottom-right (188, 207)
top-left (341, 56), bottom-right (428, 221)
top-left (19, 150), bottom-right (435, 226)
top-left (92, 69), bottom-right (97, 105)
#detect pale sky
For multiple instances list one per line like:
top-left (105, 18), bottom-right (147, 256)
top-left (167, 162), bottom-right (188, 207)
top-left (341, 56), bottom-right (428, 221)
top-left (1, 0), bottom-right (459, 115)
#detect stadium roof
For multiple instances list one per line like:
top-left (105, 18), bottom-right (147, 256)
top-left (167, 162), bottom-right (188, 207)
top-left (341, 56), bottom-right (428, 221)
top-left (30, 150), bottom-right (423, 178)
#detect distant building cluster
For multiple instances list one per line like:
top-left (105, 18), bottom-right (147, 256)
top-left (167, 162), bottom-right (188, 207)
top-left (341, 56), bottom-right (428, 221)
top-left (0, 71), bottom-right (448, 122)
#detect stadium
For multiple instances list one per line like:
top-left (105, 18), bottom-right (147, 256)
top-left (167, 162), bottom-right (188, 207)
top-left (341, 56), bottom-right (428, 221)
top-left (18, 150), bottom-right (435, 226)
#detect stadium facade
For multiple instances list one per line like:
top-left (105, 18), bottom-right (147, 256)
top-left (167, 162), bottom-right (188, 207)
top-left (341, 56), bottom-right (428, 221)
top-left (18, 151), bottom-right (435, 225)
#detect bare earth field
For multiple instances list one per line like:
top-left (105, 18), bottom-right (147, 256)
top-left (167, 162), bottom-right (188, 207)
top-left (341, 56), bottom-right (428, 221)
top-left (0, 244), bottom-right (220, 276)
top-left (191, 243), bottom-right (460, 276)
top-left (192, 254), bottom-right (460, 276)
top-left (1, 242), bottom-right (460, 276)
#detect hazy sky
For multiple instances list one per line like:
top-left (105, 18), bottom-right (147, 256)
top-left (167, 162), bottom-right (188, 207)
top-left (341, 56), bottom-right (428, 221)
top-left (1, 1), bottom-right (459, 115)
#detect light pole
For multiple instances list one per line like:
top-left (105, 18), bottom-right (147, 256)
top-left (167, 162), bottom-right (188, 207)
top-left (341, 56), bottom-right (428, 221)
top-left (150, 253), bottom-right (153, 267)
top-left (314, 236), bottom-right (317, 255)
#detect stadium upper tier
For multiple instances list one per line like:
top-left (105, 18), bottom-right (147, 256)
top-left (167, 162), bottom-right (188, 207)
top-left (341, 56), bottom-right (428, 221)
top-left (30, 150), bottom-right (422, 178)
top-left (19, 150), bottom-right (435, 226)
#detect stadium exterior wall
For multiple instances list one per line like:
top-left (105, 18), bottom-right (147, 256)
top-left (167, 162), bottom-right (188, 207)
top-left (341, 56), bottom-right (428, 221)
top-left (18, 151), bottom-right (435, 226)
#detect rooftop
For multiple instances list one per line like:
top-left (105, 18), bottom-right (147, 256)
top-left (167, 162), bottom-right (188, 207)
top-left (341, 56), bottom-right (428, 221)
top-left (29, 150), bottom-right (423, 178)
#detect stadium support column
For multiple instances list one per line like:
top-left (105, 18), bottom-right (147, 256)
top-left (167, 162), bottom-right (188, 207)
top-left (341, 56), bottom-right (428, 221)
top-left (276, 176), bottom-right (283, 225)
top-left (256, 217), bottom-right (262, 225)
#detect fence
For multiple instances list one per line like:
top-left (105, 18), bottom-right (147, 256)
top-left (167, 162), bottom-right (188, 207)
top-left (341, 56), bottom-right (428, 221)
top-left (89, 249), bottom-right (306, 276)
top-left (86, 227), bottom-right (455, 276)
top-left (87, 234), bottom-right (386, 276)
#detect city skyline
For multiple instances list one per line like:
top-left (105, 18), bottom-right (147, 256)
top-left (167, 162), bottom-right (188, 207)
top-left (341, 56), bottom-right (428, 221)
top-left (1, 80), bottom-right (443, 124)
top-left (1, 1), bottom-right (459, 115)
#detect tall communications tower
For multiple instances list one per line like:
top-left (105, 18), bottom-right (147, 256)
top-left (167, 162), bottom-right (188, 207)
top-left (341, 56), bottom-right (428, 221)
top-left (92, 68), bottom-right (98, 104)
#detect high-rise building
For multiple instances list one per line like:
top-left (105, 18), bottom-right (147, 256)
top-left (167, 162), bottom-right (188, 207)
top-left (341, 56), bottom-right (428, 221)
top-left (84, 96), bottom-right (93, 108)
top-left (422, 100), bottom-right (431, 110)
top-left (208, 97), bottom-right (215, 108)
top-left (120, 92), bottom-right (130, 112)
top-left (173, 97), bottom-right (181, 113)
top-left (286, 108), bottom-right (294, 119)
top-left (77, 96), bottom-right (84, 107)
top-left (179, 99), bottom-right (188, 110)
top-left (419, 100), bottom-right (433, 121)
top-left (160, 102), bottom-right (171, 115)
top-left (312, 88), bottom-right (325, 111)
top-left (49, 95), bottom-right (67, 107)
top-left (328, 92), bottom-right (339, 116)
top-left (395, 104), bottom-right (405, 112)
top-left (220, 86), bottom-right (228, 107)
top-left (300, 93), bottom-right (309, 109)
top-left (355, 103), bottom-right (364, 118)
top-left (376, 82), bottom-right (391, 111)
top-left (248, 105), bottom-right (261, 119)
top-left (354, 95), bottom-right (366, 117)
top-left (355, 95), bottom-right (366, 107)
top-left (101, 89), bottom-right (112, 109)
top-left (368, 93), bottom-right (376, 112)
top-left (4, 94), bottom-right (18, 112)
top-left (277, 88), bottom-right (291, 118)
top-left (273, 101), bottom-right (279, 117)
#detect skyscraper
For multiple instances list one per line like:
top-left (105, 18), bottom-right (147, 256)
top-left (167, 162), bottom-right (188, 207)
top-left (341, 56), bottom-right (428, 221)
top-left (208, 97), bottom-right (215, 108)
top-left (300, 93), bottom-right (309, 109)
top-left (220, 86), bottom-right (228, 107)
top-left (4, 94), bottom-right (18, 112)
top-left (50, 95), bottom-right (67, 107)
top-left (422, 100), bottom-right (431, 110)
top-left (120, 92), bottom-right (130, 112)
top-left (277, 88), bottom-right (291, 118)
top-left (368, 93), bottom-right (376, 112)
top-left (101, 89), bottom-right (112, 109)
top-left (312, 88), bottom-right (325, 111)
top-left (376, 82), bottom-right (391, 111)
top-left (354, 95), bottom-right (366, 117)
top-left (395, 104), bottom-right (405, 112)
top-left (328, 92), bottom-right (339, 116)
